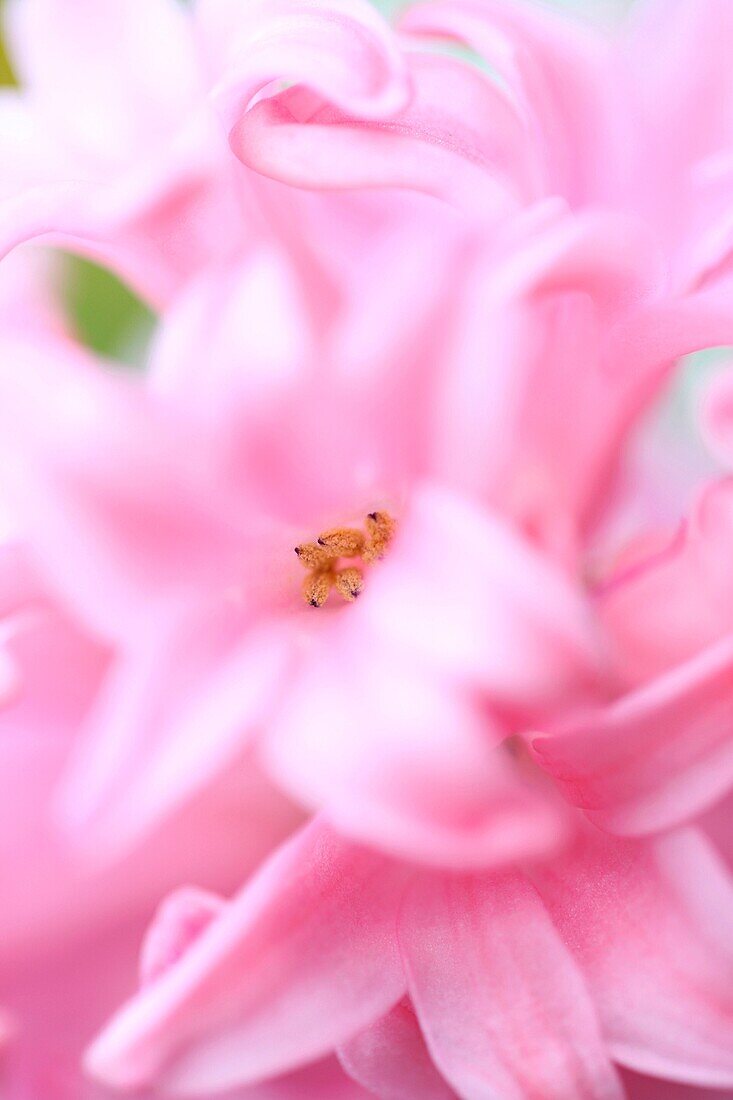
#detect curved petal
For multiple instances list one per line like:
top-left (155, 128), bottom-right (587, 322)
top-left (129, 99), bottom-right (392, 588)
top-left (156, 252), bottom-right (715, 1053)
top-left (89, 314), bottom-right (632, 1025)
top-left (0, 17), bottom-right (239, 305)
top-left (534, 828), bottom-right (733, 1088)
top-left (0, 121), bottom-right (242, 308)
top-left (598, 478), bottom-right (733, 685)
top-left (229, 52), bottom-right (528, 219)
top-left (140, 887), bottom-right (225, 987)
top-left (534, 634), bottom-right (733, 836)
top-left (606, 282), bottom-right (733, 378)
top-left (400, 0), bottom-right (621, 204)
top-left (338, 1000), bottom-right (457, 1100)
top-left (430, 209), bottom-right (660, 545)
top-left (399, 870), bottom-right (623, 1100)
top-left (211, 0), bottom-right (410, 129)
top-left (86, 819), bottom-right (406, 1094)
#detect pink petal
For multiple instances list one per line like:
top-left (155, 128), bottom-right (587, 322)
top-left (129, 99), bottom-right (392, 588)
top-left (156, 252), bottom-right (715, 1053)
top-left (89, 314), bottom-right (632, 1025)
top-left (622, 0), bottom-right (733, 177)
top-left (598, 478), bottom-right (733, 686)
top-left (0, 542), bottom-right (44, 621)
top-left (211, 0), bottom-right (410, 129)
top-left (338, 999), bottom-right (457, 1100)
top-left (56, 608), bottom-right (291, 853)
top-left (622, 1068), bottom-right (733, 1100)
top-left (534, 828), bottom-right (733, 1087)
top-left (265, 617), bottom-right (567, 870)
top-left (363, 484), bottom-right (600, 711)
top-left (86, 819), bottom-right (406, 1093)
top-left (140, 888), bottom-right (226, 986)
top-left (430, 209), bottom-right (660, 547)
top-left (0, 338), bottom-right (245, 642)
top-left (0, 241), bottom-right (68, 341)
top-left (534, 634), bottom-right (733, 836)
top-left (229, 52), bottom-right (527, 219)
top-left (400, 0), bottom-right (620, 204)
top-left (606, 282), bottom-right (733, 379)
top-left (399, 869), bottom-right (623, 1100)
top-left (148, 247), bottom-right (316, 409)
top-left (240, 1057), bottom-right (377, 1100)
top-left (0, 126), bottom-right (242, 308)
top-left (0, 12), bottom-right (241, 305)
top-left (6, 0), bottom-right (201, 164)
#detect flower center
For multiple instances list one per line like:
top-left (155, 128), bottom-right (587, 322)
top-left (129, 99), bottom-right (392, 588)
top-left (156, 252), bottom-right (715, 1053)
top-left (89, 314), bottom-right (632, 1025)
top-left (294, 511), bottom-right (396, 607)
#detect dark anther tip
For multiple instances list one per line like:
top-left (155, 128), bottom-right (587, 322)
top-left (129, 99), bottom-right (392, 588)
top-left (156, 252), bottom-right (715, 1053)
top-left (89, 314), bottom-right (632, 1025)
top-left (309, 598), bottom-right (319, 607)
top-left (294, 547), bottom-right (301, 555)
top-left (352, 590), bottom-right (360, 598)
top-left (317, 538), bottom-right (326, 546)
top-left (368, 512), bottom-right (377, 521)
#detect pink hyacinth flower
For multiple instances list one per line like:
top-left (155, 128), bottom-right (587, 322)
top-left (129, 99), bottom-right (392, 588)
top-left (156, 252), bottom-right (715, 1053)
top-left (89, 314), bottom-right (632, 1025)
top-left (0, 202), bottom-right (690, 874)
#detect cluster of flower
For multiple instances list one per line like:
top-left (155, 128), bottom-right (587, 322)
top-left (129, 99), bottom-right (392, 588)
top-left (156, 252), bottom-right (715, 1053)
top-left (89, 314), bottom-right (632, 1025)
top-left (1, 1), bottom-right (733, 1098)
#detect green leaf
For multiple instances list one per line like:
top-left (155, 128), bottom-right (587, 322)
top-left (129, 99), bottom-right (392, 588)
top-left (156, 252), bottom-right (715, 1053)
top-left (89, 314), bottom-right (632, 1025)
top-left (61, 254), bottom-right (156, 369)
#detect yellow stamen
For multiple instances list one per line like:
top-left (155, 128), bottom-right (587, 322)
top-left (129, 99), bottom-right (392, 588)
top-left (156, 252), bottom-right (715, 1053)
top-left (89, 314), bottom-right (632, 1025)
top-left (300, 510), bottom-right (396, 606)
top-left (294, 542), bottom-right (334, 570)
top-left (316, 527), bottom-right (365, 557)
top-left (302, 570), bottom-right (332, 608)
top-left (334, 566), bottom-right (363, 602)
top-left (363, 511), bottom-right (396, 563)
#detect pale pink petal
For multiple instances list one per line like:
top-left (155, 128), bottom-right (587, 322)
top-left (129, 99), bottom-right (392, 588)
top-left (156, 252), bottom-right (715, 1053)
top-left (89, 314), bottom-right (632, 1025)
top-left (399, 870), bottom-right (623, 1100)
top-left (86, 819), bottom-right (406, 1093)
top-left (363, 484), bottom-right (600, 711)
top-left (338, 999), bottom-right (457, 1100)
top-left (0, 599), bottom-right (296, 963)
top-left (149, 247), bottom-right (316, 408)
top-left (606, 282), bottom-right (733, 379)
top-left (622, 0), bottom-right (733, 176)
top-left (0, 338), bottom-right (246, 641)
top-left (5, 0), bottom-right (201, 164)
top-left (229, 53), bottom-right (527, 219)
top-left (534, 634), bottom-right (733, 836)
top-left (0, 542), bottom-right (44, 621)
top-left (150, 233), bottom-right (459, 529)
top-left (534, 828), bottom-right (733, 1087)
top-left (400, 0), bottom-right (621, 204)
top-left (265, 616), bottom-right (568, 870)
top-left (429, 209), bottom-right (660, 547)
top-left (598, 478), bottom-right (733, 685)
top-left (0, 10), bottom-right (240, 304)
top-left (0, 243), bottom-right (67, 340)
top-left (484, 206), bottom-right (657, 307)
top-left (0, 122), bottom-right (242, 308)
top-left (211, 0), bottom-right (410, 130)
top-left (56, 608), bottom-right (291, 854)
top-left (140, 888), bottom-right (226, 987)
